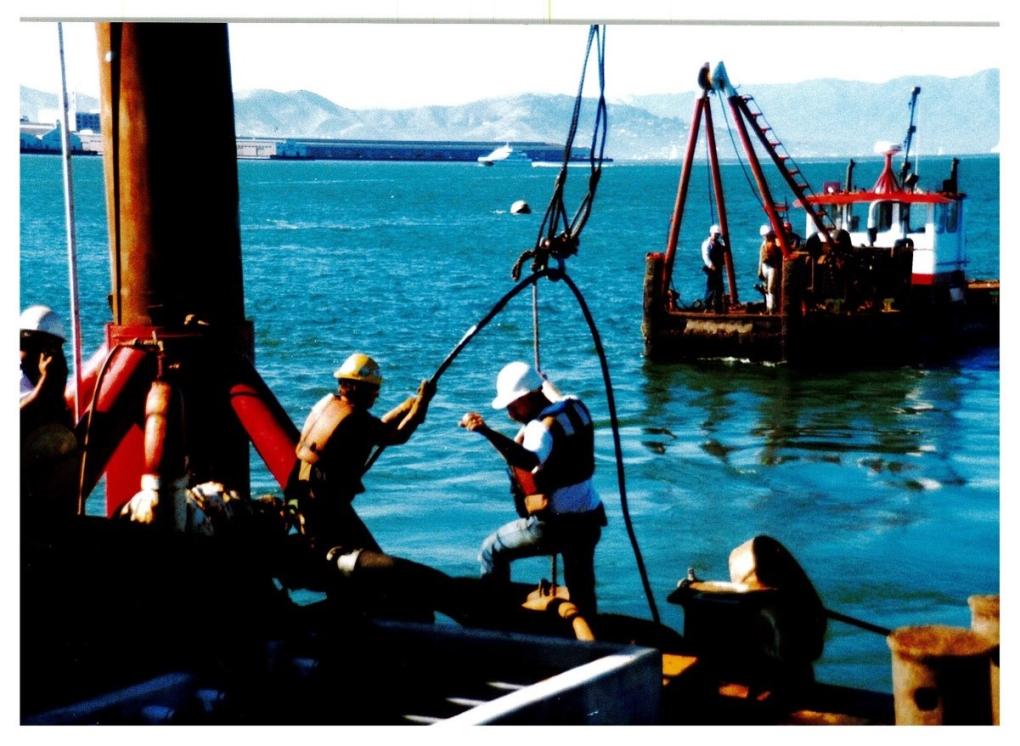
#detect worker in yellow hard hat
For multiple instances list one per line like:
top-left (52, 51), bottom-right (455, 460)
top-left (287, 352), bottom-right (435, 562)
top-left (279, 353), bottom-right (488, 623)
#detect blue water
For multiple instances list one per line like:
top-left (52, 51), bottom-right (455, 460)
top-left (20, 153), bottom-right (1000, 694)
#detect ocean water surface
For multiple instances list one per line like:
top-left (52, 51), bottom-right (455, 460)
top-left (20, 152), bottom-right (1000, 694)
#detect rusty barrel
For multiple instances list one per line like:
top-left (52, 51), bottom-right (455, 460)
top-left (968, 595), bottom-right (1000, 725)
top-left (887, 624), bottom-right (995, 724)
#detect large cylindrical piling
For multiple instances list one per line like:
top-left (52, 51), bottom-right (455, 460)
top-left (968, 595), bottom-right (1000, 725)
top-left (887, 625), bottom-right (995, 725)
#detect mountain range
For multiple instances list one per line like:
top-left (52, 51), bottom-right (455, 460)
top-left (21, 69), bottom-right (998, 160)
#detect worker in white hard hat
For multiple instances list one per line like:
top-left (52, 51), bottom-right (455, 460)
top-left (701, 224), bottom-right (726, 313)
top-left (459, 361), bottom-right (606, 615)
top-left (288, 352), bottom-right (435, 561)
top-left (758, 224), bottom-right (781, 314)
top-left (20, 305), bottom-right (67, 411)
top-left (20, 305), bottom-right (78, 522)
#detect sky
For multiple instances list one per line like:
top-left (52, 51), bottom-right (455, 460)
top-left (11, 5), bottom-right (1007, 111)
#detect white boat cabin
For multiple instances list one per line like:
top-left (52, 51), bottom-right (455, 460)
top-left (801, 148), bottom-right (967, 291)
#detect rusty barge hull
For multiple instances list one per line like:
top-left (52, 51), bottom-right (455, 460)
top-left (642, 253), bottom-right (998, 366)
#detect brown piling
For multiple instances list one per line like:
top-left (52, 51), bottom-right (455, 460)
top-left (968, 595), bottom-right (1000, 725)
top-left (779, 257), bottom-right (795, 361)
top-left (887, 624), bottom-right (995, 725)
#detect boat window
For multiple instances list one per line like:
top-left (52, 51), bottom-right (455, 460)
top-left (945, 201), bottom-right (959, 233)
top-left (870, 201), bottom-right (894, 232)
top-left (901, 203), bottom-right (914, 233)
top-left (842, 205), bottom-right (860, 231)
top-left (935, 202), bottom-right (960, 234)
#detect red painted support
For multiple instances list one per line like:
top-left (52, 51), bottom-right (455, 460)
top-left (69, 342), bottom-right (153, 513)
top-left (105, 426), bottom-right (145, 517)
top-left (86, 23), bottom-right (255, 512)
top-left (702, 99), bottom-right (738, 304)
top-left (725, 95), bottom-right (791, 257)
top-left (228, 362), bottom-right (300, 490)
top-left (661, 94), bottom-right (707, 299)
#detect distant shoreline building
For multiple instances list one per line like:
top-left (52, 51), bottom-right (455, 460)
top-left (20, 94), bottom-right (102, 155)
top-left (19, 119), bottom-right (98, 156)
top-left (234, 137), bottom-right (596, 163)
top-left (21, 127), bottom-right (599, 164)
top-left (19, 95), bottom-right (593, 163)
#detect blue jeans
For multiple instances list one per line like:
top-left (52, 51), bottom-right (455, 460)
top-left (704, 269), bottom-right (724, 312)
top-left (479, 510), bottom-right (603, 614)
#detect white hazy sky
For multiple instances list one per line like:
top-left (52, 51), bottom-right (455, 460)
top-left (10, 2), bottom-right (1008, 110)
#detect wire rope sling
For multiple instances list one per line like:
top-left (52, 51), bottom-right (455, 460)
top-left (363, 25), bottom-right (659, 624)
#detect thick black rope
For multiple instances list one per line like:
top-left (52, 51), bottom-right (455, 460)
top-left (556, 271), bottom-right (660, 624)
top-left (364, 26), bottom-right (660, 623)
top-left (524, 25), bottom-right (606, 380)
top-left (566, 26), bottom-right (607, 241)
top-left (513, 24), bottom-right (607, 281)
top-left (365, 268), bottom-right (661, 624)
top-left (361, 270), bottom-right (552, 475)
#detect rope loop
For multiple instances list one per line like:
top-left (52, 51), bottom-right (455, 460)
top-left (514, 25), bottom-right (607, 282)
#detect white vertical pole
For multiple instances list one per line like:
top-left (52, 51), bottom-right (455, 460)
top-left (57, 22), bottom-right (83, 420)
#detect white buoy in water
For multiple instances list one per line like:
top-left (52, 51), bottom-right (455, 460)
top-left (510, 199), bottom-right (531, 215)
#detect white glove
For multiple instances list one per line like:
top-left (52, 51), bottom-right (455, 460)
top-left (120, 474), bottom-right (161, 524)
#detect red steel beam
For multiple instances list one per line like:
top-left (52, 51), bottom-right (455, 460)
top-left (702, 99), bottom-right (738, 304)
top-left (661, 94), bottom-right (707, 299)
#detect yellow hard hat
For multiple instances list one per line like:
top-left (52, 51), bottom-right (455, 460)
top-left (334, 353), bottom-right (382, 386)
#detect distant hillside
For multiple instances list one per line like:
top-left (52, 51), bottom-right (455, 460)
top-left (232, 90), bottom-right (684, 160)
top-left (623, 69), bottom-right (999, 158)
top-left (22, 69), bottom-right (998, 160)
top-left (20, 88), bottom-right (100, 123)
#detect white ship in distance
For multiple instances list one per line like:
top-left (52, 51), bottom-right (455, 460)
top-left (477, 142), bottom-right (531, 165)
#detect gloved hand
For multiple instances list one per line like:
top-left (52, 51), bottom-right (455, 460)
top-left (325, 545), bottom-right (363, 577)
top-left (459, 411), bottom-right (487, 433)
top-left (121, 474), bottom-right (161, 524)
top-left (416, 379), bottom-right (436, 403)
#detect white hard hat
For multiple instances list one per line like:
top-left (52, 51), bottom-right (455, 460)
top-left (709, 224), bottom-right (721, 235)
top-left (491, 361), bottom-right (543, 409)
top-left (759, 224), bottom-right (773, 237)
top-left (20, 305), bottom-right (65, 341)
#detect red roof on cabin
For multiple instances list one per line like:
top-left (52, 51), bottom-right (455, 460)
top-left (801, 191), bottom-right (954, 206)
top-left (799, 148), bottom-right (955, 207)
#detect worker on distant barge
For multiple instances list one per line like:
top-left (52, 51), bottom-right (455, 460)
top-left (782, 219), bottom-right (802, 250)
top-left (758, 225), bottom-right (781, 314)
top-left (287, 353), bottom-right (435, 560)
top-left (701, 224), bottom-right (726, 313)
top-left (460, 362), bottom-right (606, 615)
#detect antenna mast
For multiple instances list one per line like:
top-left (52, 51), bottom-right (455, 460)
top-left (899, 86), bottom-right (922, 186)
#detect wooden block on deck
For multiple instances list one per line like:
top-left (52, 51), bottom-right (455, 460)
top-left (661, 653), bottom-right (699, 684)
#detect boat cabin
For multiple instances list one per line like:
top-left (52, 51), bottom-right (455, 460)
top-left (801, 148), bottom-right (967, 293)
